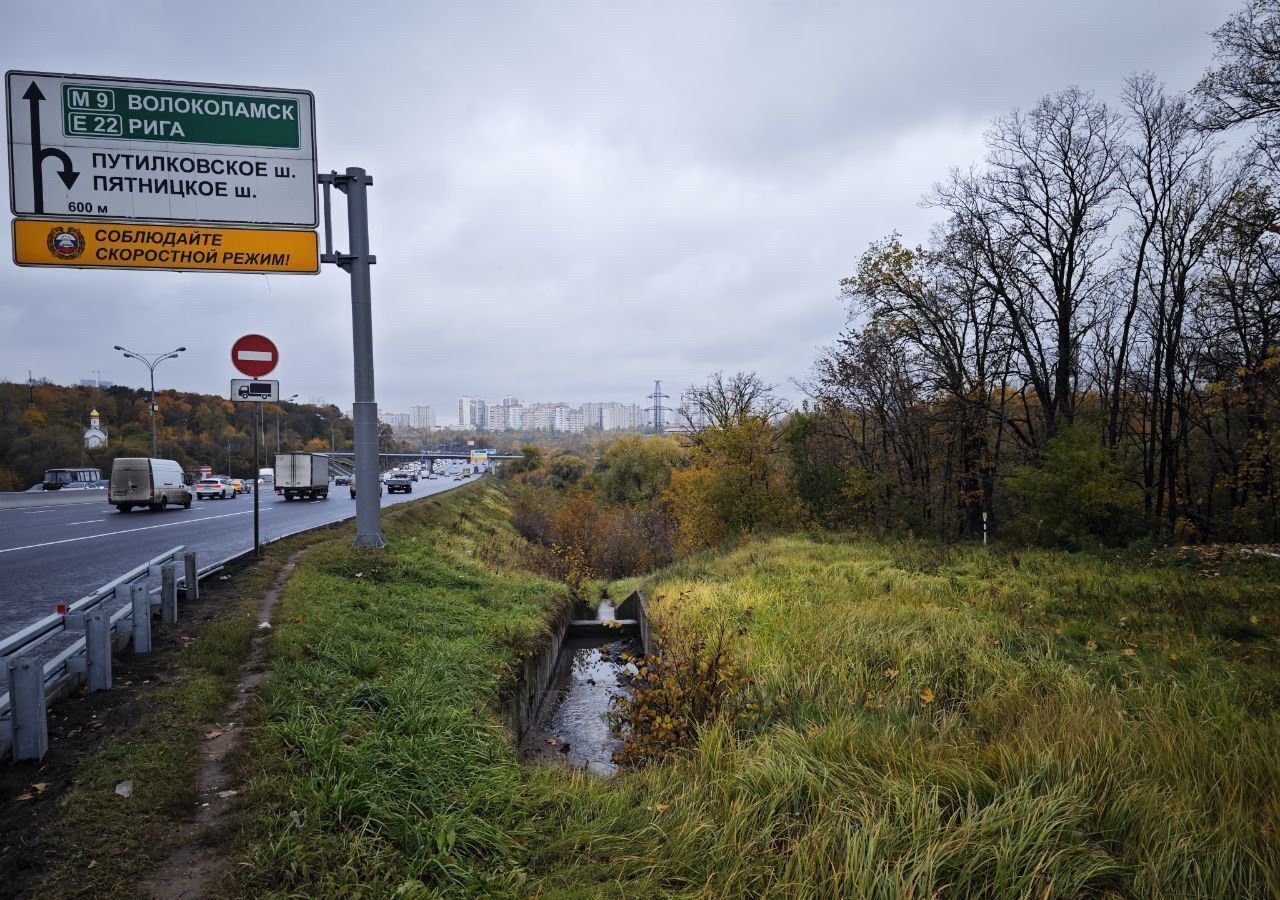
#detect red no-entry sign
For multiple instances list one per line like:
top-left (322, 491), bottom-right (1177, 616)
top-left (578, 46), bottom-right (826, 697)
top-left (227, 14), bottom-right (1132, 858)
top-left (231, 334), bottom-right (278, 378)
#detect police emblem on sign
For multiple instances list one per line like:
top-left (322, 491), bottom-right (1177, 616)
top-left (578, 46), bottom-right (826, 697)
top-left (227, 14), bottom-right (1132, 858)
top-left (46, 226), bottom-right (86, 260)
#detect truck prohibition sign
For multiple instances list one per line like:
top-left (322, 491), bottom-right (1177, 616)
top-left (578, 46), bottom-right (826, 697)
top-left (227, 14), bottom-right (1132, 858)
top-left (230, 378), bottom-right (279, 402)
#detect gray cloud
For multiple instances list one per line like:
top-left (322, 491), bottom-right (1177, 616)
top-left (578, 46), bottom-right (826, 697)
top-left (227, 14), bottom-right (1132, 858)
top-left (1, 0), bottom-right (1237, 419)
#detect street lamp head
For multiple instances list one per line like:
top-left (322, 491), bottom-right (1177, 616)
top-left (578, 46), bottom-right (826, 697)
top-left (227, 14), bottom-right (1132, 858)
top-left (112, 345), bottom-right (123, 351)
top-left (176, 346), bottom-right (187, 353)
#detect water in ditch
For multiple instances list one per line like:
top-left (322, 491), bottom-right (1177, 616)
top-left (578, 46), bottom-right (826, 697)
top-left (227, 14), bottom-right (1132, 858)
top-left (521, 600), bottom-right (638, 776)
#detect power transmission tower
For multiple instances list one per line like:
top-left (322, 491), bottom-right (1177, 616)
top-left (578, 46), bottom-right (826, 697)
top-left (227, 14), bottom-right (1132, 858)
top-left (648, 380), bottom-right (669, 435)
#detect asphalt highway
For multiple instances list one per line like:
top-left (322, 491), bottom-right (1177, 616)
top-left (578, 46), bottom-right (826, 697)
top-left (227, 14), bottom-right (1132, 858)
top-left (0, 474), bottom-right (472, 638)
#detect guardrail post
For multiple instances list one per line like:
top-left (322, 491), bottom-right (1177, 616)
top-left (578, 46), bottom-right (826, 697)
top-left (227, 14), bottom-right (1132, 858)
top-left (161, 562), bottom-right (178, 624)
top-left (183, 551), bottom-right (199, 602)
top-left (86, 610), bottom-right (112, 692)
top-left (6, 655), bottom-right (48, 761)
top-left (130, 582), bottom-right (151, 654)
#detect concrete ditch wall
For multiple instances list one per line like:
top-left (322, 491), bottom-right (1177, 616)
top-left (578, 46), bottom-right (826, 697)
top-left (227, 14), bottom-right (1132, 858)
top-left (501, 600), bottom-right (574, 743)
top-left (616, 590), bottom-right (655, 656)
top-left (502, 590), bottom-right (654, 744)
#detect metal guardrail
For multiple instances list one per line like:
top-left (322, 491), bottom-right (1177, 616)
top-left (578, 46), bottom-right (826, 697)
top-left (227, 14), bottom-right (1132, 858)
top-left (0, 476), bottom-right (473, 762)
top-left (0, 545), bottom-right (225, 761)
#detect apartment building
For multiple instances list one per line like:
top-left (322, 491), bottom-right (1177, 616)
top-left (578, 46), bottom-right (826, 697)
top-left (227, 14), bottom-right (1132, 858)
top-left (411, 405), bottom-right (436, 429)
top-left (454, 395), bottom-right (645, 432)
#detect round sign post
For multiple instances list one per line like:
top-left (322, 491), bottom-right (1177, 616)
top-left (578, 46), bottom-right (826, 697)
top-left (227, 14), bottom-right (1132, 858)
top-left (230, 334), bottom-right (278, 379)
top-left (230, 333), bottom-right (277, 560)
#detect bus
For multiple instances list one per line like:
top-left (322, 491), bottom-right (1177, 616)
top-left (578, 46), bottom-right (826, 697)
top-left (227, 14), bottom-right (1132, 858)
top-left (42, 467), bottom-right (103, 490)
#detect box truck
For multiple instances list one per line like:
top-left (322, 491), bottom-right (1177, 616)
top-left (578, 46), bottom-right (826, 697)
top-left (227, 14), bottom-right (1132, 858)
top-left (274, 453), bottom-right (329, 501)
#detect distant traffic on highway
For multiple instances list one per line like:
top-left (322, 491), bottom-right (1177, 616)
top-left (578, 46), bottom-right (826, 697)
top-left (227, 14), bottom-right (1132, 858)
top-left (0, 457), bottom-right (484, 638)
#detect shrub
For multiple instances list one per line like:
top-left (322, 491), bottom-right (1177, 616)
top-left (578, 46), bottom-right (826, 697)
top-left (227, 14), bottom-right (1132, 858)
top-left (1006, 421), bottom-right (1144, 549)
top-left (596, 435), bottom-right (688, 505)
top-left (609, 617), bottom-right (755, 768)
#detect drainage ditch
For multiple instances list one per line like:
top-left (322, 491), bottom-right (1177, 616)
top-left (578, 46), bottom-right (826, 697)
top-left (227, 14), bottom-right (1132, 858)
top-left (514, 594), bottom-right (650, 776)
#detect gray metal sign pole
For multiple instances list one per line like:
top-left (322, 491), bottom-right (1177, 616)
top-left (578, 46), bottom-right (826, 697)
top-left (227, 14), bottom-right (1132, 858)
top-left (254, 404), bottom-right (262, 555)
top-left (320, 167), bottom-right (383, 547)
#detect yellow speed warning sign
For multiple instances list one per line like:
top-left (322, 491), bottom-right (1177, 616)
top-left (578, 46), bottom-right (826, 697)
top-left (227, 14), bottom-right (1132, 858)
top-left (12, 218), bottom-right (318, 274)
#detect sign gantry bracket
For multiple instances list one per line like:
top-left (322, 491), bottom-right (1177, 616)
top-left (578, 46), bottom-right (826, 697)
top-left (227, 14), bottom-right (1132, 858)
top-left (317, 166), bottom-right (383, 548)
top-left (318, 171), bottom-right (376, 272)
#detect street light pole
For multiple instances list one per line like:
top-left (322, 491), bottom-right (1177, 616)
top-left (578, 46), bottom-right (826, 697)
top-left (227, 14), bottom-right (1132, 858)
top-left (114, 345), bottom-right (185, 458)
top-left (316, 413), bottom-right (336, 453)
top-left (277, 394), bottom-right (299, 453)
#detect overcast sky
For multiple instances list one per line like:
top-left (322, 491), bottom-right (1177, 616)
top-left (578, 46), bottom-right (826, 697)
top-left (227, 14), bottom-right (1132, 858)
top-left (0, 0), bottom-right (1239, 423)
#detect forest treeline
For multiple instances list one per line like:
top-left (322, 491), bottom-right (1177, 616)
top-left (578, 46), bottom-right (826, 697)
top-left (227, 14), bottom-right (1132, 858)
top-left (799, 4), bottom-right (1280, 546)
top-left (508, 3), bottom-right (1280, 564)
top-left (0, 380), bottom-right (353, 490)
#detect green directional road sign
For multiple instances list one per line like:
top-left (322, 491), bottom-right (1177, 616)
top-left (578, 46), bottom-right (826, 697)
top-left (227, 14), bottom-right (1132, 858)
top-left (60, 83), bottom-right (301, 149)
top-left (6, 70), bottom-right (317, 227)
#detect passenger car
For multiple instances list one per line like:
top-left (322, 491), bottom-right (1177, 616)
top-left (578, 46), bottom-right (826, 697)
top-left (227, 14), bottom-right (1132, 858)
top-left (385, 472), bottom-right (414, 494)
top-left (231, 478), bottom-right (246, 494)
top-left (349, 480), bottom-right (383, 498)
top-left (195, 477), bottom-right (236, 500)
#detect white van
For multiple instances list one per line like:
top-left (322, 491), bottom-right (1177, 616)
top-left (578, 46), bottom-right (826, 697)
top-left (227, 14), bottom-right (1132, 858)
top-left (109, 458), bottom-right (193, 513)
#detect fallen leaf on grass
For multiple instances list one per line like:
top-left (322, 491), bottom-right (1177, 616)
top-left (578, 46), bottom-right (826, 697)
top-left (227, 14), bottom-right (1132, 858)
top-left (32, 782), bottom-right (48, 793)
top-left (15, 792), bottom-right (34, 802)
top-left (114, 780), bottom-right (133, 798)
top-left (654, 803), bottom-right (669, 812)
top-left (883, 668), bottom-right (899, 680)
top-left (87, 860), bottom-right (96, 870)
top-left (204, 730), bottom-right (224, 740)
top-left (1250, 615), bottom-right (1260, 625)
top-left (920, 688), bottom-right (935, 705)
top-left (216, 789), bottom-right (238, 799)
top-left (1119, 648), bottom-right (1136, 656)
top-left (90, 721), bottom-right (105, 730)
top-left (1086, 640), bottom-right (1099, 652)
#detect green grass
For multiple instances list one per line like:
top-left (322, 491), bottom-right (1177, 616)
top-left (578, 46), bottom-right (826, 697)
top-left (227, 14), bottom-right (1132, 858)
top-left (226, 491), bottom-right (1280, 898)
top-left (32, 543), bottom-right (295, 898)
top-left (229, 486), bottom-right (571, 896)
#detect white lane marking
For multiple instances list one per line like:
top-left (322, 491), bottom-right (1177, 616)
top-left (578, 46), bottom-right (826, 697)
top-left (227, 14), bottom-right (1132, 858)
top-left (0, 509), bottom-right (254, 555)
top-left (66, 519), bottom-right (103, 526)
top-left (22, 509), bottom-right (56, 514)
top-left (0, 497), bottom-right (107, 513)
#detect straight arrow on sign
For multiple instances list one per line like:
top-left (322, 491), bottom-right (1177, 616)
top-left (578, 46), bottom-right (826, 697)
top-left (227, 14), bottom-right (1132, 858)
top-left (22, 81), bottom-right (81, 214)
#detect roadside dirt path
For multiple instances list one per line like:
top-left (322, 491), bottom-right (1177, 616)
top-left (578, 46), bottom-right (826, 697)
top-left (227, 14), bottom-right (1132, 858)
top-left (140, 550), bottom-right (303, 900)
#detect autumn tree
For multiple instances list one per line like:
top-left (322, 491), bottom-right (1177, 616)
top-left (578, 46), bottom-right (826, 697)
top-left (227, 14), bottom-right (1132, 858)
top-left (595, 435), bottom-right (687, 506)
top-left (666, 374), bottom-right (797, 552)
